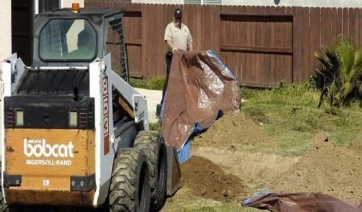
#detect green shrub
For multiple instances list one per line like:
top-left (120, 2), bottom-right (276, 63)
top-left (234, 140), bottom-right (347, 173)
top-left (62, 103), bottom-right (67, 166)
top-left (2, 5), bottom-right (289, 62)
top-left (312, 36), bottom-right (362, 107)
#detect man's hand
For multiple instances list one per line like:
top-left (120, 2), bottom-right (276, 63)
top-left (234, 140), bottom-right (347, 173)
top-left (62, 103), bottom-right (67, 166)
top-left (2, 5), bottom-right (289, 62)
top-left (172, 47), bottom-right (178, 53)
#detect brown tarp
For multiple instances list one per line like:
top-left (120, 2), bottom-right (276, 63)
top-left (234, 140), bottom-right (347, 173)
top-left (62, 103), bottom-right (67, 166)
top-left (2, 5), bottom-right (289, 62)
top-left (160, 50), bottom-right (240, 149)
top-left (243, 192), bottom-right (362, 212)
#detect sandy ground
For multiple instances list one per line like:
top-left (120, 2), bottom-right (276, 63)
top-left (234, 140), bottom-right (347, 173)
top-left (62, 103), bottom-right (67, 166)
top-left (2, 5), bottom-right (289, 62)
top-left (134, 88), bottom-right (162, 124)
top-left (181, 111), bottom-right (362, 207)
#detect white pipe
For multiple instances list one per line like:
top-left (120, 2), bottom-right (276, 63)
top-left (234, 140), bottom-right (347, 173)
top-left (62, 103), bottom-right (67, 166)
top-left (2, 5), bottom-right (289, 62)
top-left (34, 0), bottom-right (39, 15)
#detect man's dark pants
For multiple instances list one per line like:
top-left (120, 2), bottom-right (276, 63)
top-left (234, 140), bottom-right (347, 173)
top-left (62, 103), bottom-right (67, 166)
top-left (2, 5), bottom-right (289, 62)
top-left (161, 51), bottom-right (173, 104)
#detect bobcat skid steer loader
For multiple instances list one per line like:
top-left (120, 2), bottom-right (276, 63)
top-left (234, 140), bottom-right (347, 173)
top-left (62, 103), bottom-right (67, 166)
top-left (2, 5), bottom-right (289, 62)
top-left (0, 4), bottom-right (181, 212)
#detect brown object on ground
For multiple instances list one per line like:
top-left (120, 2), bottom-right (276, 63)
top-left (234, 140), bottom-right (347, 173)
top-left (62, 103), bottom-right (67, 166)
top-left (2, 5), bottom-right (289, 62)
top-left (161, 50), bottom-right (240, 149)
top-left (193, 111), bottom-right (276, 149)
top-left (180, 155), bottom-right (245, 201)
top-left (244, 192), bottom-right (362, 212)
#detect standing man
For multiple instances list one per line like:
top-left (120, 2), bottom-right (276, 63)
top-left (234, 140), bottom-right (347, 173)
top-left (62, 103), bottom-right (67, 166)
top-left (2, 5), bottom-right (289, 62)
top-left (161, 8), bottom-right (193, 105)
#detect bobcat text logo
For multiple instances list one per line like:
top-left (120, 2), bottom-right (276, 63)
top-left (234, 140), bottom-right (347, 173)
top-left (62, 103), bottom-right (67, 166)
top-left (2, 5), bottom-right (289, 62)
top-left (24, 139), bottom-right (74, 158)
top-left (103, 77), bottom-right (110, 155)
top-left (103, 77), bottom-right (109, 136)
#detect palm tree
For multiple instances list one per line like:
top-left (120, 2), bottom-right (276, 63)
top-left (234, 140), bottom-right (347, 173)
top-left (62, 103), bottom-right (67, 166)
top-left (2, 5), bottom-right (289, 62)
top-left (313, 36), bottom-right (362, 107)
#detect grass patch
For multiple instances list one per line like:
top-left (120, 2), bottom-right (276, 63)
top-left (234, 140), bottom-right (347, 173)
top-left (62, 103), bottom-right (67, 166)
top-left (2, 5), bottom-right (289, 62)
top-left (130, 76), bottom-right (165, 90)
top-left (162, 187), bottom-right (259, 212)
top-left (241, 83), bottom-right (320, 107)
top-left (149, 122), bottom-right (161, 131)
top-left (241, 83), bottom-right (362, 157)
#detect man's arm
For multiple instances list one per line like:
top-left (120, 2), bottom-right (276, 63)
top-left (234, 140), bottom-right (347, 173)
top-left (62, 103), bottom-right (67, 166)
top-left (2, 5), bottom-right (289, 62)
top-left (188, 42), bottom-right (193, 51)
top-left (187, 27), bottom-right (193, 51)
top-left (164, 24), bottom-right (178, 53)
top-left (166, 39), bottom-right (177, 53)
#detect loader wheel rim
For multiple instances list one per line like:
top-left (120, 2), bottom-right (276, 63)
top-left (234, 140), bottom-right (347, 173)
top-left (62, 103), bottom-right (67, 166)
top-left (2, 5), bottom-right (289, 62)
top-left (139, 161), bottom-right (150, 212)
top-left (158, 146), bottom-right (167, 193)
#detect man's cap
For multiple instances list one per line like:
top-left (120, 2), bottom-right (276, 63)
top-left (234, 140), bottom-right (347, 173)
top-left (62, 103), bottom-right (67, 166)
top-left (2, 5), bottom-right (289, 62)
top-left (174, 8), bottom-right (182, 18)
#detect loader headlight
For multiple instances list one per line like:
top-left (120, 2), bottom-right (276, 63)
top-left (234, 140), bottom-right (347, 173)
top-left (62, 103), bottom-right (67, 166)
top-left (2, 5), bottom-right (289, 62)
top-left (69, 109), bottom-right (78, 127)
top-left (15, 109), bottom-right (24, 126)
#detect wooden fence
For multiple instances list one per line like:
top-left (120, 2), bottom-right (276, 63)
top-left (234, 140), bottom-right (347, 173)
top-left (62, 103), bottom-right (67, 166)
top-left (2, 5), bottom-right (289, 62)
top-left (86, 2), bottom-right (362, 88)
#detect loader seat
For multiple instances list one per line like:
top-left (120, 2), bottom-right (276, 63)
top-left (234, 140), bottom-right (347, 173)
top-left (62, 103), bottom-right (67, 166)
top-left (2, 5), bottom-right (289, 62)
top-left (67, 29), bottom-right (95, 59)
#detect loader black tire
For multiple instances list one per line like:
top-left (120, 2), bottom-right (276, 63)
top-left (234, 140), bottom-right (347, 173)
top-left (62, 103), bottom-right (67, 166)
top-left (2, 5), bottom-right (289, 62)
top-left (0, 162), bottom-right (8, 212)
top-left (0, 190), bottom-right (8, 212)
top-left (109, 148), bottom-right (151, 212)
top-left (133, 131), bottom-right (167, 212)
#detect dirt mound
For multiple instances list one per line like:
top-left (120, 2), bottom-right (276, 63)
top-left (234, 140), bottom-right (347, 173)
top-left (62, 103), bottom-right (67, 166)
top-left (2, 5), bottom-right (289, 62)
top-left (191, 147), bottom-right (299, 181)
top-left (348, 130), bottom-right (362, 152)
top-left (270, 131), bottom-right (362, 203)
top-left (185, 110), bottom-right (362, 204)
top-left (193, 111), bottom-right (275, 148)
top-left (180, 155), bottom-right (245, 201)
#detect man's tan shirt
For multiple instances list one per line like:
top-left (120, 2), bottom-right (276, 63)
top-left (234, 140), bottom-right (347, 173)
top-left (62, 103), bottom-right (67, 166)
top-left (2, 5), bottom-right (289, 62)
top-left (164, 22), bottom-right (193, 51)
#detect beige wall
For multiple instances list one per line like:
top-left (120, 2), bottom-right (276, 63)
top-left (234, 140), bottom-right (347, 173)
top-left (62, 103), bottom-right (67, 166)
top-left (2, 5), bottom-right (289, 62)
top-left (62, 0), bottom-right (84, 8)
top-left (0, 1), bottom-right (12, 64)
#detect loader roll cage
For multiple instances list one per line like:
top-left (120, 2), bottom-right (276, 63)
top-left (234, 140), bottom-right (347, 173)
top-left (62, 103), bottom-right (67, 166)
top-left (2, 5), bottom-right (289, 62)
top-left (32, 7), bottom-right (130, 82)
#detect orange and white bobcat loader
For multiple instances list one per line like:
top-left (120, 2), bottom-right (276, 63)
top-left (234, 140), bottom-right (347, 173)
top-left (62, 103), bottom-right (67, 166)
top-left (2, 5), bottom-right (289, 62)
top-left (0, 4), bottom-right (181, 212)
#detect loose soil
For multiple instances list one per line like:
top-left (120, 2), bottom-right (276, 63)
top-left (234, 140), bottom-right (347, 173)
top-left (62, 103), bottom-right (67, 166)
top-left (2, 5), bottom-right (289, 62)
top-left (193, 111), bottom-right (277, 148)
top-left (191, 147), bottom-right (299, 182)
top-left (270, 131), bottom-right (362, 204)
top-left (348, 130), bottom-right (362, 152)
top-left (179, 110), bottom-right (362, 206)
top-left (180, 156), bottom-right (245, 201)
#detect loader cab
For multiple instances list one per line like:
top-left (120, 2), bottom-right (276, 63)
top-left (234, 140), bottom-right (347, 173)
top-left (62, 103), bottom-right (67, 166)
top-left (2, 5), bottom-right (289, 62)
top-left (38, 18), bottom-right (97, 62)
top-left (32, 6), bottom-right (129, 81)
